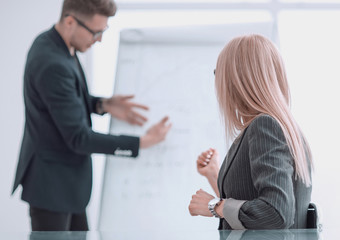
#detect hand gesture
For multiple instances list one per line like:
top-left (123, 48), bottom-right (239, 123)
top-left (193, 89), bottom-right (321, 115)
top-left (188, 189), bottom-right (214, 217)
top-left (197, 148), bottom-right (220, 178)
top-left (103, 95), bottom-right (149, 126)
top-left (140, 116), bottom-right (172, 148)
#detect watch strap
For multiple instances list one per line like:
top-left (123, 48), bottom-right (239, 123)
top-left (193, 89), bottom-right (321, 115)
top-left (209, 198), bottom-right (222, 218)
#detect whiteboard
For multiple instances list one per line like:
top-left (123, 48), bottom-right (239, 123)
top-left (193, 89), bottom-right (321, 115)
top-left (98, 23), bottom-right (274, 232)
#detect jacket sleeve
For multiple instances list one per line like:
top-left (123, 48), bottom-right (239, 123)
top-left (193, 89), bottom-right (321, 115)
top-left (35, 61), bottom-right (139, 157)
top-left (223, 115), bottom-right (295, 229)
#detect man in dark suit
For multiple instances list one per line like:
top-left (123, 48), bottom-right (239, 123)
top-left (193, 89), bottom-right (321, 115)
top-left (12, 0), bottom-right (171, 231)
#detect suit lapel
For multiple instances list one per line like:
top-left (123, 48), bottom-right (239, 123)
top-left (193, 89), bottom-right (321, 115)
top-left (49, 26), bottom-right (92, 127)
top-left (73, 54), bottom-right (92, 126)
top-left (218, 127), bottom-right (248, 198)
top-left (224, 130), bottom-right (246, 173)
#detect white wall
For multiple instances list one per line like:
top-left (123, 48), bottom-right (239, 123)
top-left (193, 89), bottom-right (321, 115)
top-left (0, 0), bottom-right (98, 231)
top-left (0, 0), bottom-right (63, 231)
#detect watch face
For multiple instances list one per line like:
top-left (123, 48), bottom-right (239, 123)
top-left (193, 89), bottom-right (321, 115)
top-left (209, 198), bottom-right (221, 207)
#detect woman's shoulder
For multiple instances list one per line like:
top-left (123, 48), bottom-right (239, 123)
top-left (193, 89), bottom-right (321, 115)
top-left (247, 114), bottom-right (283, 137)
top-left (249, 114), bottom-right (280, 128)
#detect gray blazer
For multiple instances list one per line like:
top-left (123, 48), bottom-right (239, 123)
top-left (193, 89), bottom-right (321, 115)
top-left (217, 114), bottom-right (311, 229)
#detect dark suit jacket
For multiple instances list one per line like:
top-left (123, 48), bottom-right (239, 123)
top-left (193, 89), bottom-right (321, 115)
top-left (12, 26), bottom-right (139, 213)
top-left (218, 115), bottom-right (312, 229)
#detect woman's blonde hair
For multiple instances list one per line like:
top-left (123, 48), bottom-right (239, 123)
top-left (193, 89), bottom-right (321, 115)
top-left (215, 34), bottom-right (312, 186)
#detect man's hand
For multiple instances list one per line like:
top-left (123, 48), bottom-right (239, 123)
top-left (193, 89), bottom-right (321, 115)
top-left (140, 116), bottom-right (172, 149)
top-left (102, 95), bottom-right (149, 126)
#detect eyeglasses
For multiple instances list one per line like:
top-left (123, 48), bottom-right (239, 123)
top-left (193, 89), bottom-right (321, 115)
top-left (66, 14), bottom-right (108, 40)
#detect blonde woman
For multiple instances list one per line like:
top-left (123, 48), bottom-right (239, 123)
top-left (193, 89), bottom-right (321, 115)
top-left (188, 34), bottom-right (313, 229)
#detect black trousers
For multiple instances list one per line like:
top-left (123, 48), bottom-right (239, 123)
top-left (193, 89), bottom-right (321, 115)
top-left (29, 206), bottom-right (89, 231)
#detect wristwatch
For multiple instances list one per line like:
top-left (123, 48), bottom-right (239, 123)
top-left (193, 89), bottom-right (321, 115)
top-left (96, 98), bottom-right (106, 115)
top-left (208, 198), bottom-right (222, 218)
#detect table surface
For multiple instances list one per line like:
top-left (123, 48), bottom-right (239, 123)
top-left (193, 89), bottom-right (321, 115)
top-left (3, 228), bottom-right (333, 240)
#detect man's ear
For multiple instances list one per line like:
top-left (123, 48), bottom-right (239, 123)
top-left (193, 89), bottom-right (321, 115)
top-left (62, 15), bottom-right (76, 29)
